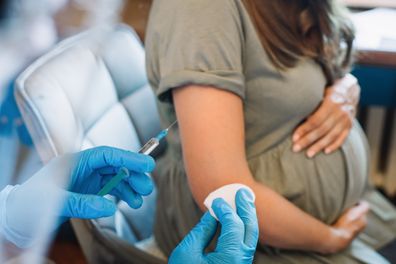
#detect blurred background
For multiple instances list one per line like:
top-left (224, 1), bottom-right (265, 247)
top-left (0, 0), bottom-right (395, 263)
top-left (0, 1), bottom-right (152, 263)
top-left (0, 0), bottom-right (153, 190)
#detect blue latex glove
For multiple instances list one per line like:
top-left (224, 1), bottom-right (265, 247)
top-left (169, 189), bottom-right (259, 264)
top-left (67, 146), bottom-right (155, 212)
top-left (0, 80), bottom-right (33, 146)
top-left (0, 146), bottom-right (155, 248)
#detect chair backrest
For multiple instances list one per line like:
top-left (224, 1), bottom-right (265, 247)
top-left (15, 25), bottom-right (161, 162)
top-left (15, 25), bottom-right (166, 264)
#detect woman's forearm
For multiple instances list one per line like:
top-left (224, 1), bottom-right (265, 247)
top-left (172, 85), bottom-right (335, 254)
top-left (189, 169), bottom-right (333, 254)
top-left (249, 181), bottom-right (333, 252)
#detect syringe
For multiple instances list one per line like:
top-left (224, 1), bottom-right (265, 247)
top-left (97, 121), bottom-right (177, 196)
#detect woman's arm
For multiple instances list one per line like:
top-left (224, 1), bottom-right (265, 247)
top-left (173, 85), bottom-right (367, 254)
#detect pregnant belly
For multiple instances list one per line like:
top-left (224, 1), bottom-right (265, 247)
top-left (248, 120), bottom-right (369, 224)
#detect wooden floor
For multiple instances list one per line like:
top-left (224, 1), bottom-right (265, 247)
top-left (48, 222), bottom-right (87, 264)
top-left (48, 241), bottom-right (86, 264)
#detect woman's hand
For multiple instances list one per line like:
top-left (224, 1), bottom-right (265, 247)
top-left (292, 74), bottom-right (360, 158)
top-left (321, 201), bottom-right (370, 254)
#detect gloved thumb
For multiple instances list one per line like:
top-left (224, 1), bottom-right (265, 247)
top-left (184, 212), bottom-right (218, 251)
top-left (62, 191), bottom-right (116, 219)
top-left (169, 212), bottom-right (217, 263)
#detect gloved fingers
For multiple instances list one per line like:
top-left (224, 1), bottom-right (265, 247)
top-left (183, 212), bottom-right (218, 251)
top-left (110, 181), bottom-right (143, 209)
top-left (168, 212), bottom-right (216, 263)
top-left (235, 189), bottom-right (259, 248)
top-left (85, 146), bottom-right (155, 173)
top-left (126, 172), bottom-right (154, 196)
top-left (96, 167), bottom-right (154, 195)
top-left (97, 166), bottom-right (119, 175)
top-left (62, 191), bottom-right (116, 219)
top-left (16, 123), bottom-right (33, 146)
top-left (212, 198), bottom-right (244, 247)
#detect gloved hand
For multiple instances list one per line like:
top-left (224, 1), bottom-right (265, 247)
top-left (0, 146), bottom-right (155, 248)
top-left (0, 80), bottom-right (33, 146)
top-left (169, 189), bottom-right (259, 264)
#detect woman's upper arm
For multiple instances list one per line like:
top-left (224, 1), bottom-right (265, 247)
top-left (173, 85), bottom-right (255, 207)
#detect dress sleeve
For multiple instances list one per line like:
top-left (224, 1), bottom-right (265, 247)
top-left (146, 0), bottom-right (246, 103)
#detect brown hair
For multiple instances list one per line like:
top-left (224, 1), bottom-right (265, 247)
top-left (242, 0), bottom-right (355, 85)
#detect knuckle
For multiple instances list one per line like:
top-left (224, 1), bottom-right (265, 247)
top-left (343, 112), bottom-right (352, 121)
top-left (346, 119), bottom-right (353, 128)
top-left (314, 141), bottom-right (325, 151)
top-left (319, 124), bottom-right (331, 135)
top-left (323, 136), bottom-right (334, 148)
top-left (222, 211), bottom-right (241, 225)
top-left (234, 216), bottom-right (245, 228)
top-left (298, 138), bottom-right (310, 148)
top-left (307, 133), bottom-right (318, 143)
top-left (243, 245), bottom-right (257, 257)
top-left (340, 110), bottom-right (349, 119)
top-left (329, 131), bottom-right (339, 143)
top-left (298, 124), bottom-right (310, 134)
top-left (243, 216), bottom-right (258, 229)
top-left (302, 137), bottom-right (315, 148)
top-left (310, 118), bottom-right (321, 128)
top-left (335, 124), bottom-right (346, 135)
top-left (333, 138), bottom-right (343, 149)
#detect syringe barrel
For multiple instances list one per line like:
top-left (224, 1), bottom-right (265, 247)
top-left (139, 137), bottom-right (160, 155)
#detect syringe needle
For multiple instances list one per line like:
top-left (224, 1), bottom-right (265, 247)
top-left (167, 120), bottom-right (178, 131)
top-left (97, 120), bottom-right (177, 197)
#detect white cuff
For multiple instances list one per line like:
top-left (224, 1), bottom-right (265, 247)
top-left (0, 185), bottom-right (34, 248)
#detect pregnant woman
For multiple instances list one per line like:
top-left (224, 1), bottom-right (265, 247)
top-left (145, 0), bottom-right (396, 262)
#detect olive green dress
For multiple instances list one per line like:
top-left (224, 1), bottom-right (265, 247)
top-left (145, 0), bottom-right (396, 263)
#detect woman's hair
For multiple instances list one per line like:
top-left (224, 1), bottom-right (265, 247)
top-left (242, 0), bottom-right (355, 85)
top-left (0, 0), bottom-right (10, 22)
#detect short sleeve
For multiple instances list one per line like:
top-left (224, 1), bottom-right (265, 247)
top-left (145, 0), bottom-right (245, 103)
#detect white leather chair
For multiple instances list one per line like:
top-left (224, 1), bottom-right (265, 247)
top-left (15, 25), bottom-right (167, 264)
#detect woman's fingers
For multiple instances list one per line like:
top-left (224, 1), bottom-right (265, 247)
top-left (293, 98), bottom-right (353, 157)
top-left (324, 130), bottom-right (350, 154)
top-left (344, 202), bottom-right (369, 237)
top-left (293, 100), bottom-right (333, 143)
top-left (305, 115), bottom-right (351, 157)
top-left (333, 201), bottom-right (370, 243)
top-left (293, 109), bottom-right (340, 153)
top-left (293, 75), bottom-right (359, 156)
top-left (328, 201), bottom-right (370, 254)
top-left (335, 201), bottom-right (370, 233)
top-left (305, 123), bottom-right (343, 158)
top-left (345, 201), bottom-right (370, 222)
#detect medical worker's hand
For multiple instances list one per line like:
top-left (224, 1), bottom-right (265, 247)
top-left (0, 80), bottom-right (33, 146)
top-left (292, 74), bottom-right (360, 158)
top-left (169, 189), bottom-right (259, 264)
top-left (1, 146), bottom-right (155, 248)
top-left (66, 146), bottom-right (155, 213)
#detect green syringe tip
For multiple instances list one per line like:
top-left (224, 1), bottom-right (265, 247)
top-left (97, 167), bottom-right (129, 196)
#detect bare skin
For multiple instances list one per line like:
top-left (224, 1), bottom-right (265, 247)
top-left (172, 84), bottom-right (368, 254)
